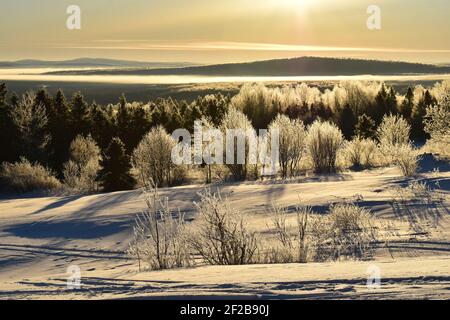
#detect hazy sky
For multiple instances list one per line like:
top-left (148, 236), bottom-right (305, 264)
top-left (1, 0), bottom-right (450, 64)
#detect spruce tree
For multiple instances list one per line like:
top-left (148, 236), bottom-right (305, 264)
top-left (400, 87), bottom-right (414, 120)
top-left (48, 90), bottom-right (72, 175)
top-left (373, 84), bottom-right (389, 124)
top-left (70, 91), bottom-right (91, 136)
top-left (98, 137), bottom-right (135, 192)
top-left (339, 104), bottom-right (357, 139)
top-left (0, 83), bottom-right (15, 163)
top-left (128, 106), bottom-right (151, 153)
top-left (387, 87), bottom-right (398, 115)
top-left (355, 114), bottom-right (376, 139)
top-left (116, 94), bottom-right (130, 144)
top-left (0, 83), bottom-right (6, 106)
top-left (91, 102), bottom-right (116, 151)
top-left (412, 90), bottom-right (434, 140)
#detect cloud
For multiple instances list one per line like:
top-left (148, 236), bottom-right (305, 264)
top-left (57, 40), bottom-right (450, 54)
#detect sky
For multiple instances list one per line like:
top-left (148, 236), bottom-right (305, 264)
top-left (1, 0), bottom-right (450, 64)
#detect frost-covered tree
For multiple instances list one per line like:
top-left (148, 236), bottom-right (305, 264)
top-left (377, 115), bottom-right (410, 147)
top-left (231, 83), bottom-right (281, 130)
top-left (306, 120), bottom-right (344, 173)
top-left (63, 135), bottom-right (101, 192)
top-left (269, 114), bottom-right (306, 178)
top-left (220, 107), bottom-right (256, 180)
top-left (377, 115), bottom-right (418, 175)
top-left (424, 89), bottom-right (450, 146)
top-left (9, 92), bottom-right (50, 163)
top-left (132, 126), bottom-right (180, 187)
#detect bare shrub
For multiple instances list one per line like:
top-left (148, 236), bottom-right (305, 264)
top-left (269, 114), bottom-right (306, 178)
top-left (309, 203), bottom-right (377, 261)
top-left (265, 204), bottom-right (295, 263)
top-left (296, 207), bottom-right (309, 263)
top-left (264, 204), bottom-right (310, 263)
top-left (127, 185), bottom-right (192, 271)
top-left (63, 135), bottom-right (101, 192)
top-left (189, 189), bottom-right (258, 265)
top-left (132, 126), bottom-right (185, 187)
top-left (0, 158), bottom-right (61, 193)
top-left (391, 180), bottom-right (445, 234)
top-left (306, 120), bottom-right (344, 173)
top-left (344, 137), bottom-right (377, 169)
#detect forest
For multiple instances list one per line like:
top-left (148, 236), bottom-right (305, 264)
top-left (0, 80), bottom-right (448, 193)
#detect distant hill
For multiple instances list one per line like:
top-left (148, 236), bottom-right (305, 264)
top-left (0, 58), bottom-right (194, 69)
top-left (45, 57), bottom-right (450, 76)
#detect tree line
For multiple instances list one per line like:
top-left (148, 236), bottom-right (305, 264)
top-left (0, 81), bottom-right (443, 193)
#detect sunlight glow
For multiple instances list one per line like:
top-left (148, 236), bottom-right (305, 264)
top-left (273, 0), bottom-right (314, 11)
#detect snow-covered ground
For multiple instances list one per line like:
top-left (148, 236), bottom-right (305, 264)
top-left (0, 165), bottom-right (449, 299)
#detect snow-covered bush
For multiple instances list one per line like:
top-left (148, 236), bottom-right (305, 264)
top-left (344, 137), bottom-right (377, 169)
top-left (395, 144), bottom-right (420, 176)
top-left (0, 158), bottom-right (61, 193)
top-left (127, 185), bottom-right (192, 271)
top-left (63, 135), bottom-right (101, 192)
top-left (306, 120), bottom-right (344, 173)
top-left (189, 189), bottom-right (258, 265)
top-left (269, 114), bottom-right (306, 178)
top-left (309, 203), bottom-right (377, 261)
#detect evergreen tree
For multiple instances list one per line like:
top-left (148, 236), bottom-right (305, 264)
top-left (10, 92), bottom-right (19, 107)
top-left (151, 98), bottom-right (183, 133)
top-left (400, 87), bottom-right (414, 120)
top-left (373, 84), bottom-right (391, 125)
top-left (372, 84), bottom-right (398, 124)
top-left (116, 94), bottom-right (131, 143)
top-left (411, 90), bottom-right (434, 140)
top-left (9, 92), bottom-right (50, 163)
top-left (194, 93), bottom-right (229, 126)
top-left (70, 91), bottom-right (91, 136)
top-left (0, 83), bottom-right (6, 106)
top-left (0, 83), bottom-right (15, 163)
top-left (91, 102), bottom-right (116, 151)
top-left (387, 87), bottom-right (398, 115)
top-left (48, 90), bottom-right (72, 175)
top-left (98, 137), bottom-right (135, 192)
top-left (35, 88), bottom-right (53, 116)
top-left (128, 106), bottom-right (151, 152)
top-left (355, 114), bottom-right (376, 139)
top-left (338, 104), bottom-right (357, 139)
